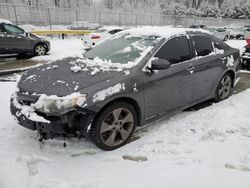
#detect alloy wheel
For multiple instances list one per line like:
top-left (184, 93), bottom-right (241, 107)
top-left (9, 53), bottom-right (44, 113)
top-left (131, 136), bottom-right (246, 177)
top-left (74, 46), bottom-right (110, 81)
top-left (35, 45), bottom-right (46, 56)
top-left (218, 75), bottom-right (232, 100)
top-left (100, 108), bottom-right (134, 147)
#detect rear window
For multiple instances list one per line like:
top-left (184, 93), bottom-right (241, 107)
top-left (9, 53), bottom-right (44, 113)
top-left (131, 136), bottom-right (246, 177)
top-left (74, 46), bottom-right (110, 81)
top-left (192, 35), bottom-right (213, 57)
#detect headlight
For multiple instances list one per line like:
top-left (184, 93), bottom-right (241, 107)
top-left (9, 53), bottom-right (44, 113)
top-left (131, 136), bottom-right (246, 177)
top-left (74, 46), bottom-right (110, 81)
top-left (33, 93), bottom-right (87, 115)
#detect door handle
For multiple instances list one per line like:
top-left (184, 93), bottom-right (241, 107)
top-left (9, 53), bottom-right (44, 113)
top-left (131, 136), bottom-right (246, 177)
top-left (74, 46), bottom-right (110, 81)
top-left (220, 57), bottom-right (227, 61)
top-left (187, 66), bottom-right (195, 74)
top-left (187, 67), bottom-right (195, 71)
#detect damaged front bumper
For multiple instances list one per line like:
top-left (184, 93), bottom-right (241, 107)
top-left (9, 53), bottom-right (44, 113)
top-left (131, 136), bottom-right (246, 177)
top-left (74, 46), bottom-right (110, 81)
top-left (10, 93), bottom-right (96, 140)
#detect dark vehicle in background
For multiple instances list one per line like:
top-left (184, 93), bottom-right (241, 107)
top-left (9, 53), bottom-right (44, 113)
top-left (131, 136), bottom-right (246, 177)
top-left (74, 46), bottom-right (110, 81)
top-left (207, 27), bottom-right (231, 41)
top-left (242, 38), bottom-right (250, 69)
top-left (0, 20), bottom-right (50, 56)
top-left (190, 25), bottom-right (207, 29)
top-left (10, 27), bottom-right (241, 150)
top-left (228, 27), bottom-right (250, 40)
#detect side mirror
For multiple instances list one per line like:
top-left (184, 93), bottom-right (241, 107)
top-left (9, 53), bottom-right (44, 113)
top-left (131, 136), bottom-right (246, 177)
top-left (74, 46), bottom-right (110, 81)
top-left (148, 58), bottom-right (171, 71)
top-left (25, 32), bottom-right (30, 37)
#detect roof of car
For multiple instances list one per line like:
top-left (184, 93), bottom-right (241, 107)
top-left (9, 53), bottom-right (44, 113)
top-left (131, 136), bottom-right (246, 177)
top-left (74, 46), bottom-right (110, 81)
top-left (0, 19), bottom-right (12, 24)
top-left (118, 26), bottom-right (210, 39)
top-left (99, 26), bottom-right (124, 31)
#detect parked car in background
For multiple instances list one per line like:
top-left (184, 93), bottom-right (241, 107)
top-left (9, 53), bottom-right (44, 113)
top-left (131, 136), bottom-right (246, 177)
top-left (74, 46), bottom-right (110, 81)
top-left (190, 25), bottom-right (207, 29)
top-left (229, 27), bottom-right (245, 40)
top-left (10, 27), bottom-right (241, 150)
top-left (68, 21), bottom-right (100, 30)
top-left (81, 26), bottom-right (124, 49)
top-left (0, 19), bottom-right (50, 56)
top-left (207, 27), bottom-right (231, 41)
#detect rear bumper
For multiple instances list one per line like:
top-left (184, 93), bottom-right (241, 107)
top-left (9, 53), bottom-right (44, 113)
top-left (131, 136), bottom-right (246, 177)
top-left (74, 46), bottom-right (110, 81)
top-left (10, 96), bottom-right (95, 139)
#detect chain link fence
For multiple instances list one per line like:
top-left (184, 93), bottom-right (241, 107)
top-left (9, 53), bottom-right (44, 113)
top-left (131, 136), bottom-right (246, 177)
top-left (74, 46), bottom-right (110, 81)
top-left (0, 3), bottom-right (249, 29)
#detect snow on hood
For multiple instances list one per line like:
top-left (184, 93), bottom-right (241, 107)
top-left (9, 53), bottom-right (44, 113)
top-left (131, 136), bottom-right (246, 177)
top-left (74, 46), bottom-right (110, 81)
top-left (118, 26), bottom-right (210, 39)
top-left (18, 57), bottom-right (128, 96)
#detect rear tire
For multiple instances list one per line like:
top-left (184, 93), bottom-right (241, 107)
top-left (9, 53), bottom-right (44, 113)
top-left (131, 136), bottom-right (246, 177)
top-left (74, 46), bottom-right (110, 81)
top-left (34, 44), bottom-right (47, 56)
top-left (214, 73), bottom-right (233, 102)
top-left (90, 102), bottom-right (137, 151)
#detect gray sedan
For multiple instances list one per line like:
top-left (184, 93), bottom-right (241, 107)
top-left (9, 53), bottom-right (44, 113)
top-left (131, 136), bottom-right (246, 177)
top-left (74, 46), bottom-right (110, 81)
top-left (0, 20), bottom-right (50, 56)
top-left (10, 27), bottom-right (241, 150)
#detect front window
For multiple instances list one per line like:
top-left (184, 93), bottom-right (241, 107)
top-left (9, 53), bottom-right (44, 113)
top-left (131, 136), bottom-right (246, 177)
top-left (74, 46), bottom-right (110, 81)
top-left (154, 36), bottom-right (193, 65)
top-left (84, 35), bottom-right (158, 64)
top-left (3, 23), bottom-right (24, 34)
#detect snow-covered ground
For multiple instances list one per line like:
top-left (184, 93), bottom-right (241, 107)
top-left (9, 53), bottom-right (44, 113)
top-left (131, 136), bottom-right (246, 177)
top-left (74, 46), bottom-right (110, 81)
top-left (0, 81), bottom-right (250, 188)
top-left (32, 38), bottom-right (85, 62)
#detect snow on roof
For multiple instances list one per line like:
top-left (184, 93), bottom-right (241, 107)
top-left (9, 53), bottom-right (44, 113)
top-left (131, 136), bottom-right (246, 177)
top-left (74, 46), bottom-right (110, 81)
top-left (99, 26), bottom-right (124, 31)
top-left (0, 19), bottom-right (12, 24)
top-left (118, 26), bottom-right (210, 39)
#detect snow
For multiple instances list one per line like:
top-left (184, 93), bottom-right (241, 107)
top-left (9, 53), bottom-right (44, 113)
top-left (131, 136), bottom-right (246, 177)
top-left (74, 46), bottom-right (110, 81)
top-left (19, 25), bottom-right (68, 32)
top-left (0, 19), bottom-right (12, 24)
top-left (226, 55), bottom-right (235, 67)
top-left (120, 26), bottom-right (209, 39)
top-left (225, 40), bottom-right (247, 55)
top-left (32, 39), bottom-right (85, 62)
top-left (93, 83), bottom-right (125, 102)
top-left (11, 89), bottom-right (50, 124)
top-left (34, 93), bottom-right (87, 113)
top-left (1, 81), bottom-right (250, 188)
top-left (70, 57), bottom-right (139, 75)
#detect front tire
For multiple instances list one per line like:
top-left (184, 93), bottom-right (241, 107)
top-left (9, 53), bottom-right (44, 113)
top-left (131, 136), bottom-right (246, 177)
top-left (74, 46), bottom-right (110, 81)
top-left (215, 73), bottom-right (233, 102)
top-left (90, 102), bottom-right (137, 151)
top-left (34, 44), bottom-right (47, 56)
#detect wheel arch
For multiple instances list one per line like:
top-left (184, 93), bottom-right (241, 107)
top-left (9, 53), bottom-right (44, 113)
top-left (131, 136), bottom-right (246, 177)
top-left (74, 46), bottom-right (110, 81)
top-left (92, 97), bottom-right (142, 127)
top-left (34, 42), bottom-right (49, 52)
top-left (225, 70), bottom-right (235, 88)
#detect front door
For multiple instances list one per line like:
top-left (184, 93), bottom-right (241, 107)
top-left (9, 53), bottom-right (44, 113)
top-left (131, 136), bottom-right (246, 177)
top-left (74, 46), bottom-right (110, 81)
top-left (2, 23), bottom-right (29, 53)
top-left (0, 24), bottom-right (12, 54)
top-left (142, 36), bottom-right (195, 120)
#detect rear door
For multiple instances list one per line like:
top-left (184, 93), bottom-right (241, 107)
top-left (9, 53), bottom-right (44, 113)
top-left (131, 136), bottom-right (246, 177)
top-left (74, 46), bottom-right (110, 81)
top-left (191, 34), bottom-right (225, 100)
top-left (143, 35), bottom-right (196, 120)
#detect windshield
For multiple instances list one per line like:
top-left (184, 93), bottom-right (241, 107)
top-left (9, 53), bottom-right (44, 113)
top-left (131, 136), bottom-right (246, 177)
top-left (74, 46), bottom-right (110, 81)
top-left (84, 35), bottom-right (158, 64)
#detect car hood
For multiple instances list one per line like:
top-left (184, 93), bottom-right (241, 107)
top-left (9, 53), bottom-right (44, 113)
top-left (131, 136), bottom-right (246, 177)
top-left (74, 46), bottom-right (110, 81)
top-left (18, 57), bottom-right (128, 96)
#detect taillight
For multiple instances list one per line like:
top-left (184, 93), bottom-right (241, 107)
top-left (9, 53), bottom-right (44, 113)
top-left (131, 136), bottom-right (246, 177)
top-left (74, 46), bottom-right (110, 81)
top-left (91, 35), bottom-right (101, 39)
top-left (246, 38), bottom-right (250, 46)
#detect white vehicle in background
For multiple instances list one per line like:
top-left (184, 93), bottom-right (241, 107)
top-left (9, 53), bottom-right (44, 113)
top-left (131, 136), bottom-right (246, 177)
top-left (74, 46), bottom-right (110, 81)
top-left (81, 26), bottom-right (124, 49)
top-left (68, 21), bottom-right (100, 30)
top-left (207, 27), bottom-right (231, 41)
